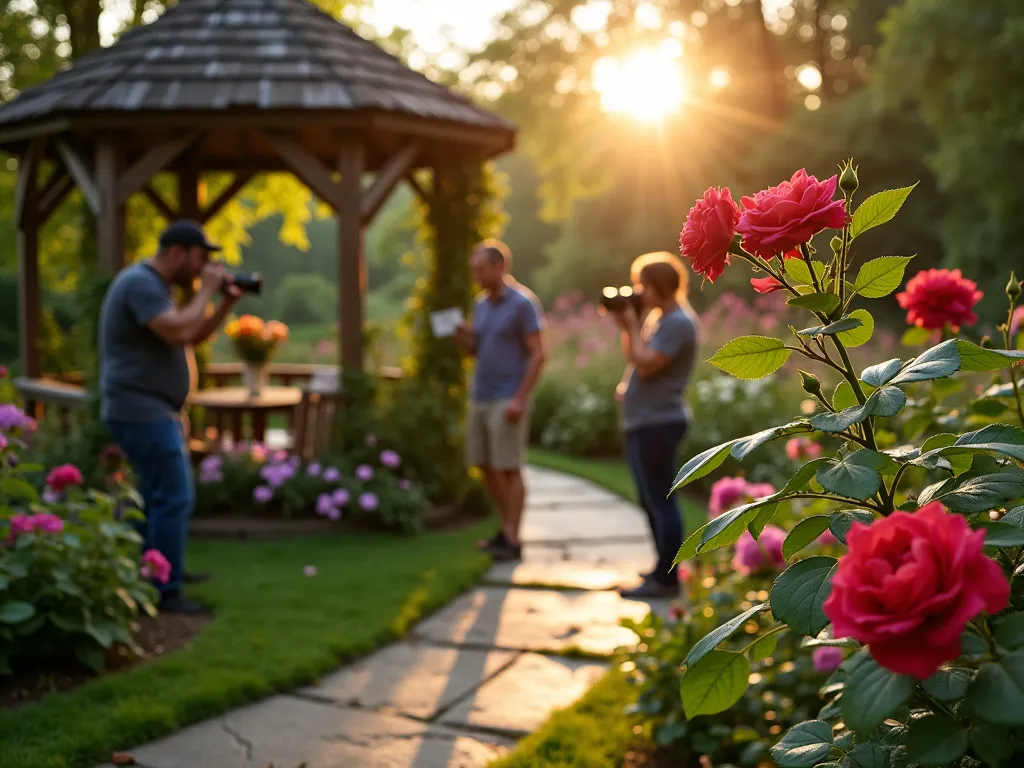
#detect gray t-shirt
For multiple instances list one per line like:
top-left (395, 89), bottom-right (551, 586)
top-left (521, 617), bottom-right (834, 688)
top-left (472, 282), bottom-right (544, 402)
top-left (99, 263), bottom-right (190, 423)
top-left (622, 306), bottom-right (698, 432)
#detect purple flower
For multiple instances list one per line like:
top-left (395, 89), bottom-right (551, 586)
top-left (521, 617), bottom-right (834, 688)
top-left (0, 404), bottom-right (33, 432)
top-left (358, 492), bottom-right (379, 512)
top-left (812, 646), bottom-right (845, 674)
top-left (199, 468), bottom-right (223, 485)
top-left (399, 479), bottom-right (413, 492)
top-left (379, 450), bottom-right (401, 469)
top-left (289, 455), bottom-right (301, 469)
top-left (356, 464), bottom-right (374, 482)
top-left (323, 467), bottom-right (341, 483)
top-left (316, 493), bottom-right (336, 518)
top-left (332, 488), bottom-right (351, 506)
top-left (365, 434), bottom-right (378, 447)
top-left (326, 506), bottom-right (341, 521)
top-left (306, 462), bottom-right (322, 477)
top-left (260, 462), bottom-right (294, 488)
top-left (304, 565), bottom-right (318, 577)
top-left (253, 485), bottom-right (274, 503)
top-left (42, 487), bottom-right (61, 505)
top-left (0, 434), bottom-right (8, 452)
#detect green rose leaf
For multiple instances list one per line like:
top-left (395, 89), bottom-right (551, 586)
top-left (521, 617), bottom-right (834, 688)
top-left (889, 339), bottom-right (961, 385)
top-left (922, 667), bottom-right (974, 702)
top-left (901, 326), bottom-right (932, 346)
top-left (845, 743), bottom-right (890, 768)
top-left (994, 612), bottom-right (1024, 651)
top-left (769, 721), bottom-right (835, 768)
top-left (674, 525), bottom-right (707, 565)
top-left (784, 258), bottom-right (826, 287)
top-left (861, 358), bottom-right (902, 388)
top-left (852, 255), bottom-right (915, 298)
top-left (836, 309), bottom-right (874, 347)
top-left (783, 516), bottom-right (832, 560)
top-left (905, 712), bottom-right (969, 766)
top-left (769, 556), bottom-right (837, 636)
top-left (671, 439), bottom-right (736, 493)
top-left (730, 421), bottom-right (812, 461)
top-left (708, 336), bottom-right (793, 380)
top-left (956, 339), bottom-right (1024, 373)
top-left (966, 650), bottom-right (1024, 726)
top-left (751, 630), bottom-right (783, 661)
top-left (816, 450), bottom-right (890, 501)
top-left (977, 521), bottom-right (1024, 548)
top-left (827, 502), bottom-right (873, 542)
top-left (798, 317), bottom-right (863, 337)
top-left (788, 292), bottom-right (842, 316)
top-left (850, 184), bottom-right (917, 239)
top-left (680, 650), bottom-right (750, 718)
top-left (970, 723), bottom-right (1016, 767)
top-left (0, 601), bottom-right (36, 624)
top-left (0, 477), bottom-right (39, 503)
top-left (684, 602), bottom-right (770, 668)
top-left (832, 380), bottom-right (858, 412)
top-left (842, 651), bottom-right (916, 732)
top-left (921, 470), bottom-right (1024, 514)
top-left (698, 495), bottom-right (781, 553)
top-left (918, 423), bottom-right (1024, 465)
top-left (864, 386), bottom-right (907, 418)
top-left (810, 404), bottom-right (868, 433)
top-left (780, 458), bottom-right (833, 496)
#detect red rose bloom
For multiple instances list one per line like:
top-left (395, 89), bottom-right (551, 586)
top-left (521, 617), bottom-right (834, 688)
top-left (750, 276), bottom-right (784, 294)
top-left (679, 186), bottom-right (740, 283)
top-left (823, 502), bottom-right (1009, 679)
top-left (896, 268), bottom-right (983, 332)
top-left (45, 464), bottom-right (84, 492)
top-left (737, 170), bottom-right (849, 260)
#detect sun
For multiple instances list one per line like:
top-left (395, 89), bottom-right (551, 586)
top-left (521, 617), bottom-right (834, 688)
top-left (592, 45), bottom-right (687, 122)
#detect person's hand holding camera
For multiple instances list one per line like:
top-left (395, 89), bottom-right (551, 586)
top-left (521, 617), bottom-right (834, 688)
top-left (199, 262), bottom-right (227, 298)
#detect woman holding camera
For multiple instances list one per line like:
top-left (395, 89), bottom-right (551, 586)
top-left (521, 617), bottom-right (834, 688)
top-left (610, 252), bottom-right (698, 598)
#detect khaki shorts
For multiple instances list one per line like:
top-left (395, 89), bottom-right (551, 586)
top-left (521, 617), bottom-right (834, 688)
top-left (467, 399), bottom-right (531, 471)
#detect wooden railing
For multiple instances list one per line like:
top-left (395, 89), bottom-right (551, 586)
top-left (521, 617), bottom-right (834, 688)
top-left (14, 377), bottom-right (90, 443)
top-left (200, 362), bottom-right (404, 389)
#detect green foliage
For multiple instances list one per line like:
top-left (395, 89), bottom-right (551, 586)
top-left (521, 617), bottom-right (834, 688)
top-left (271, 273), bottom-right (337, 326)
top-left (708, 336), bottom-right (793, 380)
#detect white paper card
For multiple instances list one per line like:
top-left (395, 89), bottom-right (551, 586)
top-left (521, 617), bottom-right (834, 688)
top-left (430, 307), bottom-right (465, 338)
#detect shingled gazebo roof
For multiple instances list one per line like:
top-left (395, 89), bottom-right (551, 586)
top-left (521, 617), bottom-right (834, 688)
top-left (0, 0), bottom-right (515, 163)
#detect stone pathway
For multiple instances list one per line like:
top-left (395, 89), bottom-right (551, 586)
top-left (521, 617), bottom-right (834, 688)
top-left (100, 466), bottom-right (669, 768)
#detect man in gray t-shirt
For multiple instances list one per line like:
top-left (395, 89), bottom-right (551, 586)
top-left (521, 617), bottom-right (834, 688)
top-left (99, 220), bottom-right (241, 613)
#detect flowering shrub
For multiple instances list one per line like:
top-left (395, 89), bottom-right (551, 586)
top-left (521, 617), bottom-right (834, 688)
top-left (224, 314), bottom-right (288, 364)
top-left (671, 163), bottom-right (1024, 766)
top-left (0, 404), bottom-right (157, 675)
top-left (194, 440), bottom-right (426, 533)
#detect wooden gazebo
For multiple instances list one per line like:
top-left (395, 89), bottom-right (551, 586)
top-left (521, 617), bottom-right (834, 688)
top-left (0, 0), bottom-right (515, 381)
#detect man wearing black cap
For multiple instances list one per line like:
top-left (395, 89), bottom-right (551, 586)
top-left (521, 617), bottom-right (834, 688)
top-left (99, 220), bottom-right (242, 613)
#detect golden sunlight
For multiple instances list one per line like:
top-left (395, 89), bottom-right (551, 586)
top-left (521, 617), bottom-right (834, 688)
top-left (592, 45), bottom-right (687, 122)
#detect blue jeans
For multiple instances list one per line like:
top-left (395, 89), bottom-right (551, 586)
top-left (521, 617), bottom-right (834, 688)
top-left (625, 421), bottom-right (687, 587)
top-left (105, 419), bottom-right (194, 594)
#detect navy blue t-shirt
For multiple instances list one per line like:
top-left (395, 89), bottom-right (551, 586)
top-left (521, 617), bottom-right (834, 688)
top-left (472, 282), bottom-right (544, 402)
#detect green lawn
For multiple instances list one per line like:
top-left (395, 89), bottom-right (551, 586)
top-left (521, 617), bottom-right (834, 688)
top-left (0, 523), bottom-right (492, 768)
top-left (527, 448), bottom-right (707, 534)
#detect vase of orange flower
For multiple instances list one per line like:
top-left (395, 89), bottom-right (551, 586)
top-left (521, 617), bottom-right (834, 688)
top-left (224, 315), bottom-right (289, 398)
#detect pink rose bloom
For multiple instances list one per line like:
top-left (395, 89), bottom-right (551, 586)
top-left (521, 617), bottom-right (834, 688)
top-left (750, 276), bottom-right (784, 294)
top-left (823, 502), bottom-right (1010, 679)
top-left (0, 434), bottom-right (9, 452)
top-left (732, 525), bottom-right (786, 575)
top-left (140, 549), bottom-right (171, 584)
top-left (785, 437), bottom-right (822, 461)
top-left (679, 186), bottom-right (741, 283)
top-left (8, 513), bottom-right (36, 540)
top-left (817, 528), bottom-right (839, 547)
top-left (812, 646), bottom-right (845, 674)
top-left (745, 482), bottom-right (777, 500)
top-left (32, 513), bottom-right (64, 534)
top-left (356, 464), bottom-right (374, 482)
top-left (1010, 305), bottom-right (1024, 337)
top-left (896, 268), bottom-right (984, 333)
top-left (379, 450), bottom-right (401, 469)
top-left (709, 477), bottom-right (750, 517)
top-left (46, 464), bottom-right (84, 493)
top-left (359, 492), bottom-right (379, 512)
top-left (737, 169), bottom-right (849, 260)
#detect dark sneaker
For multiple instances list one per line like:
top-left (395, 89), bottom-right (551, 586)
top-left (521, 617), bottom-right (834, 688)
top-left (619, 578), bottom-right (679, 599)
top-left (183, 570), bottom-right (211, 585)
top-left (489, 540), bottom-right (523, 562)
top-left (159, 591), bottom-right (206, 615)
top-left (477, 531), bottom-right (506, 551)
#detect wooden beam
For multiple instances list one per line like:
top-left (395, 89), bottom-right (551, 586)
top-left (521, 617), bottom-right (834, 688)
top-left (360, 140), bottom-right (421, 224)
top-left (200, 171), bottom-right (254, 223)
top-left (0, 117), bottom-right (71, 147)
top-left (178, 164), bottom-right (200, 220)
top-left (404, 170), bottom-right (428, 204)
top-left (14, 140), bottom-right (41, 229)
top-left (114, 131), bottom-right (201, 206)
top-left (95, 140), bottom-right (126, 272)
top-left (17, 143), bottom-right (42, 379)
top-left (38, 171), bottom-right (73, 224)
top-left (141, 183), bottom-right (178, 221)
top-left (55, 138), bottom-right (101, 215)
top-left (262, 130), bottom-right (341, 211)
top-left (337, 140), bottom-right (366, 371)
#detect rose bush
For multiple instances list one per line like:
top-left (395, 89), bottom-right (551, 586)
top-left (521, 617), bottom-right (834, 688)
top-left (670, 163), bottom-right (1024, 767)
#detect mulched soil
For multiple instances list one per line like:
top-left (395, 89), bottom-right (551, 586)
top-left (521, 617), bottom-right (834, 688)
top-left (0, 611), bottom-right (211, 710)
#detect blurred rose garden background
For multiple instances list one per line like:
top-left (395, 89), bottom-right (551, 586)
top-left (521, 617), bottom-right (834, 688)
top-left (3, 0), bottom-right (1024, 767)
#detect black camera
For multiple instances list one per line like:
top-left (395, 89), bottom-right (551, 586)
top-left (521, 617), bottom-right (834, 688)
top-left (225, 272), bottom-right (263, 296)
top-left (600, 285), bottom-right (644, 314)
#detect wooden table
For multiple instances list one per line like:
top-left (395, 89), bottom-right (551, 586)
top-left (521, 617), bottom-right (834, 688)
top-left (188, 386), bottom-right (303, 444)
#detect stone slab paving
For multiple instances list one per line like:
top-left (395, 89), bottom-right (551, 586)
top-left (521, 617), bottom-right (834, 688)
top-left (99, 465), bottom-right (659, 768)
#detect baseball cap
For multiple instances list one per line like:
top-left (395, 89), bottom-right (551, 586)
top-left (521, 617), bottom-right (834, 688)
top-left (158, 219), bottom-right (221, 252)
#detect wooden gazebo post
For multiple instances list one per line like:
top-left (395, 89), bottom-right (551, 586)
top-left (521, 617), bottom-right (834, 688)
top-left (0, 0), bottom-right (515, 390)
